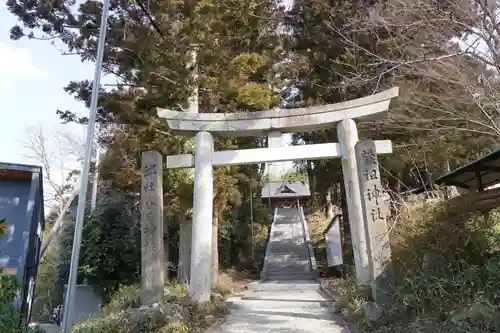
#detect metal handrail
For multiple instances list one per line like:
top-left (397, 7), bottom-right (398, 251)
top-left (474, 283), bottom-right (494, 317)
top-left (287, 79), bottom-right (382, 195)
top-left (323, 214), bottom-right (342, 235)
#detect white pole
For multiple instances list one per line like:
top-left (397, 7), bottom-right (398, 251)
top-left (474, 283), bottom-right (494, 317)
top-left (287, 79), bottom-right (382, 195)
top-left (90, 143), bottom-right (100, 212)
top-left (39, 187), bottom-right (79, 258)
top-left (61, 0), bottom-right (109, 331)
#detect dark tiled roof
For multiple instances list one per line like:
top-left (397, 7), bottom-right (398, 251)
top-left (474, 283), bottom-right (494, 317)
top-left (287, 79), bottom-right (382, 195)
top-left (261, 180), bottom-right (311, 198)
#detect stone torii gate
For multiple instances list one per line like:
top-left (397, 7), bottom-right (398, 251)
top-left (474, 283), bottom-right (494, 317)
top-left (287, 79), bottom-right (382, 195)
top-left (141, 87), bottom-right (399, 304)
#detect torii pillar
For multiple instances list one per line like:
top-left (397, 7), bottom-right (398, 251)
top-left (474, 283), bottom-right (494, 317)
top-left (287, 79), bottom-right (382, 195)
top-left (157, 87), bottom-right (399, 301)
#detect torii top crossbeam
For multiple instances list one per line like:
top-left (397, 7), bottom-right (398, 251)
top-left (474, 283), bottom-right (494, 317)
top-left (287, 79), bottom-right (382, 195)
top-left (157, 87), bottom-right (399, 137)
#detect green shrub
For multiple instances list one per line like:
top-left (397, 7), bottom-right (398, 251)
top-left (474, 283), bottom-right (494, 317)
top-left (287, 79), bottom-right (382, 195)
top-left (31, 228), bottom-right (62, 322)
top-left (101, 284), bottom-right (141, 316)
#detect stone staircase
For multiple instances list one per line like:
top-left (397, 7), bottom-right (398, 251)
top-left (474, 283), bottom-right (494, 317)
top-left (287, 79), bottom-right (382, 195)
top-left (207, 217), bottom-right (347, 333)
top-left (261, 207), bottom-right (317, 281)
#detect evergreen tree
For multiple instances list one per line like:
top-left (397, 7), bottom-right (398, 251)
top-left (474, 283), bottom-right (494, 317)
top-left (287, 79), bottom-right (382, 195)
top-left (7, 0), bottom-right (285, 286)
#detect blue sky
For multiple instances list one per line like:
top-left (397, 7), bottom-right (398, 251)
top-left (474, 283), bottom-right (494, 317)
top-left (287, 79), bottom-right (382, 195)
top-left (0, 2), bottom-right (108, 166)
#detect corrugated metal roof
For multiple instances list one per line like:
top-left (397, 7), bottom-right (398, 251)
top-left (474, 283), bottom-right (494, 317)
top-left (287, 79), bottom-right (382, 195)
top-left (413, 148), bottom-right (500, 193)
top-left (261, 180), bottom-right (311, 198)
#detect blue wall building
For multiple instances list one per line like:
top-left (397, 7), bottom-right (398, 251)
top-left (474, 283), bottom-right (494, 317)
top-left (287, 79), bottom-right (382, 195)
top-left (0, 162), bottom-right (44, 325)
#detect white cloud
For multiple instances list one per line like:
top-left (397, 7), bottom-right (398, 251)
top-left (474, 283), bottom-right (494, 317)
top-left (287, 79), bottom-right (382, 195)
top-left (0, 42), bottom-right (48, 89)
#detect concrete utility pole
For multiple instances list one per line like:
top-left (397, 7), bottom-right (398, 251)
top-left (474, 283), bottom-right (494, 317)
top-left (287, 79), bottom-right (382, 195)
top-left (62, 0), bottom-right (110, 331)
top-left (90, 125), bottom-right (101, 212)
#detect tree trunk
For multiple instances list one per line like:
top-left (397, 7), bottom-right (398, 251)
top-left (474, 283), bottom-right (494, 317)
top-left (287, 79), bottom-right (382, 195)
top-left (177, 212), bottom-right (191, 284)
top-left (388, 171), bottom-right (402, 216)
top-left (325, 187), bottom-right (334, 220)
top-left (212, 213), bottom-right (219, 286)
top-left (307, 161), bottom-right (316, 205)
top-left (443, 160), bottom-right (459, 198)
top-left (339, 175), bottom-right (350, 249)
top-left (163, 225), bottom-right (169, 281)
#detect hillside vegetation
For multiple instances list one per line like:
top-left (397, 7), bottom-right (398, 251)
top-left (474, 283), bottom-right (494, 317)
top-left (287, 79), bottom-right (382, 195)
top-left (331, 199), bottom-right (500, 332)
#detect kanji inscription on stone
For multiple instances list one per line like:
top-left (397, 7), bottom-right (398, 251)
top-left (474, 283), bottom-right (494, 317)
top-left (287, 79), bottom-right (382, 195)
top-left (355, 140), bottom-right (394, 304)
top-left (140, 151), bottom-right (164, 306)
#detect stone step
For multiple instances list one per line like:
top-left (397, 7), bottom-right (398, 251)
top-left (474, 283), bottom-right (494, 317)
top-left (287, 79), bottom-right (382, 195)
top-left (265, 274), bottom-right (316, 281)
top-left (264, 262), bottom-right (311, 269)
top-left (269, 238), bottom-right (305, 242)
top-left (266, 269), bottom-right (312, 275)
top-left (267, 251), bottom-right (309, 255)
top-left (266, 270), bottom-right (313, 274)
top-left (269, 238), bottom-right (306, 242)
top-left (248, 280), bottom-right (321, 291)
top-left (267, 255), bottom-right (310, 259)
top-left (269, 244), bottom-right (309, 250)
top-left (267, 249), bottom-right (308, 253)
top-left (265, 270), bottom-right (311, 274)
top-left (266, 270), bottom-right (313, 278)
top-left (266, 253), bottom-right (310, 258)
top-left (265, 263), bottom-right (311, 269)
top-left (267, 253), bottom-right (309, 258)
top-left (268, 240), bottom-right (305, 244)
top-left (268, 247), bottom-right (308, 252)
top-left (266, 260), bottom-right (310, 265)
top-left (265, 261), bottom-right (310, 266)
top-left (268, 248), bottom-right (309, 253)
top-left (269, 240), bottom-right (306, 245)
top-left (240, 290), bottom-right (334, 306)
top-left (240, 296), bottom-right (333, 306)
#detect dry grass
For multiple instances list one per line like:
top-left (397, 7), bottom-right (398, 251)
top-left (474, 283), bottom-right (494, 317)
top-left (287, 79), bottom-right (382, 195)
top-left (305, 207), bottom-right (337, 274)
top-left (214, 269), bottom-right (252, 296)
top-left (72, 282), bottom-right (228, 333)
top-left (331, 199), bottom-right (500, 333)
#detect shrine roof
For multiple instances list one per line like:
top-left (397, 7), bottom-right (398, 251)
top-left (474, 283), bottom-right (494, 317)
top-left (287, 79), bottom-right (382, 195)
top-left (261, 180), bottom-right (311, 199)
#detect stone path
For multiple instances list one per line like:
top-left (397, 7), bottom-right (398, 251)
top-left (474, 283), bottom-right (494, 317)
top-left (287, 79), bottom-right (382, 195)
top-left (207, 280), bottom-right (349, 333)
top-left (207, 207), bottom-right (349, 332)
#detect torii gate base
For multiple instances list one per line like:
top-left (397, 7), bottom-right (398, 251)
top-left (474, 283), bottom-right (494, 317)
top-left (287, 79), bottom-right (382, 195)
top-left (140, 88), bottom-right (399, 303)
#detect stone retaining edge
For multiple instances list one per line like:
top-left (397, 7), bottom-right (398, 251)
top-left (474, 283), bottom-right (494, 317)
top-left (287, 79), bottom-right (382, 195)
top-left (260, 208), bottom-right (278, 280)
top-left (299, 206), bottom-right (319, 277)
top-left (317, 277), bottom-right (354, 333)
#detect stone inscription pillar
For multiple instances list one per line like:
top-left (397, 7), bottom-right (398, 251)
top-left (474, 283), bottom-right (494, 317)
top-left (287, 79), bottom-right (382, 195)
top-left (337, 119), bottom-right (370, 283)
top-left (355, 140), bottom-right (394, 302)
top-left (189, 131), bottom-right (214, 302)
top-left (140, 150), bottom-right (165, 305)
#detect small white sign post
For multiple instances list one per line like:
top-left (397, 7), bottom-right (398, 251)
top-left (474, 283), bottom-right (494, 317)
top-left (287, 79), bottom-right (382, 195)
top-left (325, 217), bottom-right (343, 267)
